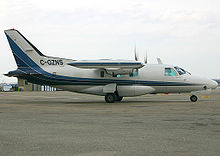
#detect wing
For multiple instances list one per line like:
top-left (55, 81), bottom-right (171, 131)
top-left (68, 60), bottom-right (144, 75)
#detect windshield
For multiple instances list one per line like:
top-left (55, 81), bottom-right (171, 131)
top-left (174, 66), bottom-right (186, 75)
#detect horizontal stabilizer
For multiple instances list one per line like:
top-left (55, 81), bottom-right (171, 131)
top-left (4, 69), bottom-right (42, 77)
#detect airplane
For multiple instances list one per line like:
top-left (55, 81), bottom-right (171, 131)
top-left (4, 29), bottom-right (218, 103)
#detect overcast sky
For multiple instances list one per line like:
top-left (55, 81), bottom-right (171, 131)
top-left (1, 0), bottom-right (220, 83)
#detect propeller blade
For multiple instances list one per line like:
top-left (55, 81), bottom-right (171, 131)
top-left (135, 52), bottom-right (138, 61)
top-left (144, 51), bottom-right (148, 64)
top-left (134, 45), bottom-right (138, 61)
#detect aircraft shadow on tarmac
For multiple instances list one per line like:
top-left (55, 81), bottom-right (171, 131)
top-left (61, 99), bottom-right (191, 105)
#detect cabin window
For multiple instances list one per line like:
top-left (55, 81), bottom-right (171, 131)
top-left (165, 68), bottom-right (177, 76)
top-left (100, 71), bottom-right (104, 77)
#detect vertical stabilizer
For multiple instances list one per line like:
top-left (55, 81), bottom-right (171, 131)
top-left (4, 29), bottom-right (46, 68)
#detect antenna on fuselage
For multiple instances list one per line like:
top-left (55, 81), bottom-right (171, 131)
top-left (157, 58), bottom-right (163, 64)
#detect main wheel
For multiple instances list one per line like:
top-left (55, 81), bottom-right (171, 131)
top-left (190, 95), bottom-right (198, 102)
top-left (116, 96), bottom-right (123, 102)
top-left (105, 93), bottom-right (116, 103)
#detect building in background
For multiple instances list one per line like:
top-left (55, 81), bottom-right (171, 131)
top-left (17, 78), bottom-right (56, 91)
top-left (0, 83), bottom-right (17, 92)
top-left (41, 85), bottom-right (57, 91)
top-left (18, 78), bottom-right (41, 91)
top-left (0, 78), bottom-right (57, 92)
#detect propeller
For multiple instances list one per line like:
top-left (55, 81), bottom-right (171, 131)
top-left (144, 51), bottom-right (148, 64)
top-left (134, 45), bottom-right (139, 61)
top-left (134, 46), bottom-right (148, 64)
top-left (133, 45), bottom-right (163, 64)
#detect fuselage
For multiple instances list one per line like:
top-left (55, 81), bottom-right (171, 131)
top-left (10, 58), bottom-right (217, 96)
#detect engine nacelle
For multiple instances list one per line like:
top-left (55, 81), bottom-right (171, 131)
top-left (79, 85), bottom-right (155, 97)
top-left (117, 85), bottom-right (155, 97)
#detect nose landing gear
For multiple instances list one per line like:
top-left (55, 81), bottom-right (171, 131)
top-left (190, 95), bottom-right (198, 102)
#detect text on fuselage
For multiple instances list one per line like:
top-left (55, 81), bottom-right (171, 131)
top-left (40, 59), bottom-right (64, 66)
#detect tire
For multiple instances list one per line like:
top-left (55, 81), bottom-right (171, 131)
top-left (105, 93), bottom-right (116, 103)
top-left (190, 95), bottom-right (198, 102)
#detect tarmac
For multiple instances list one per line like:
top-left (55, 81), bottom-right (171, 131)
top-left (0, 90), bottom-right (220, 156)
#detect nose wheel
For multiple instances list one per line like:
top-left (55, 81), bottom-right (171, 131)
top-left (190, 95), bottom-right (198, 102)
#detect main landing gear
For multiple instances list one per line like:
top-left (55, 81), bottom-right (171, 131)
top-left (105, 93), bottom-right (123, 103)
top-left (190, 95), bottom-right (198, 102)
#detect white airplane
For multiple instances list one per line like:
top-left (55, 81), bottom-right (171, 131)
top-left (4, 29), bottom-right (218, 103)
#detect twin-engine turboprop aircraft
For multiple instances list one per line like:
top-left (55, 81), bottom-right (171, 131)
top-left (4, 29), bottom-right (218, 103)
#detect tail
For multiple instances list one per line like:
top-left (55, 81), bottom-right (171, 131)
top-left (5, 29), bottom-right (67, 70)
top-left (4, 29), bottom-right (67, 80)
top-left (4, 29), bottom-right (48, 69)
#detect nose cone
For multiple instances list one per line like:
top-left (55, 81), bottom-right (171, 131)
top-left (209, 80), bottom-right (218, 89)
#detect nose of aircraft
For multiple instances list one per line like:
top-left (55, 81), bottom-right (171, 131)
top-left (208, 80), bottom-right (218, 89)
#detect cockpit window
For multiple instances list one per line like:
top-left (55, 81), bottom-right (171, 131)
top-left (165, 68), bottom-right (177, 76)
top-left (174, 66), bottom-right (186, 75)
